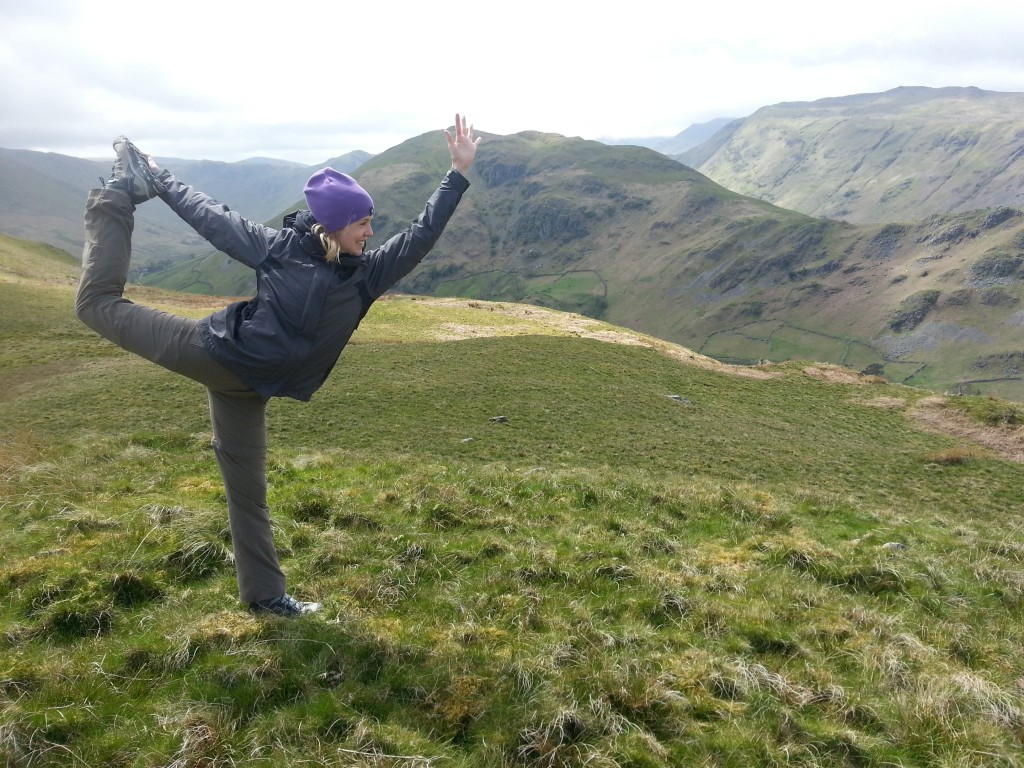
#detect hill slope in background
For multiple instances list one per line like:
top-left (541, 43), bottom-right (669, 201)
top-left (682, 86), bottom-right (1024, 224)
top-left (138, 129), bottom-right (1024, 401)
top-left (4, 234), bottom-right (1024, 766)
top-left (4, 88), bottom-right (1024, 400)
top-left (601, 117), bottom-right (739, 155)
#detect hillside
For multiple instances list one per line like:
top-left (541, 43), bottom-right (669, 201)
top-left (137, 130), bottom-right (1024, 402)
top-left (4, 93), bottom-right (1024, 402)
top-left (683, 86), bottom-right (1024, 224)
top-left (5, 234), bottom-right (1024, 766)
top-left (602, 117), bottom-right (739, 155)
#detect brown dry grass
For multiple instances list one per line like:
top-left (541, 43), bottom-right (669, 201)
top-left (421, 298), bottom-right (778, 379)
top-left (855, 384), bottom-right (1024, 464)
top-left (911, 395), bottom-right (1024, 464)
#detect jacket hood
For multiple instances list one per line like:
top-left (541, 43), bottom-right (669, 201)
top-left (283, 209), bottom-right (317, 234)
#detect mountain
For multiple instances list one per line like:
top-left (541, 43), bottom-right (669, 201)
top-left (141, 129), bottom-right (1024, 402)
top-left (681, 86), bottom-right (1024, 223)
top-left (600, 117), bottom-right (739, 155)
top-left (4, 89), bottom-right (1024, 401)
top-left (0, 147), bottom-right (371, 267)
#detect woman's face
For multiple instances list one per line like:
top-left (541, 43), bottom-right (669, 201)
top-left (334, 216), bottom-right (374, 256)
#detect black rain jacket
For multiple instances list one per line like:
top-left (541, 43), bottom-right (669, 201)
top-left (157, 168), bottom-right (470, 401)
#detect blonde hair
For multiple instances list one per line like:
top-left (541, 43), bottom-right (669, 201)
top-left (311, 223), bottom-right (342, 262)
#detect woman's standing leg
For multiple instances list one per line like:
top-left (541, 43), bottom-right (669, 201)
top-left (206, 387), bottom-right (320, 614)
top-left (206, 388), bottom-right (287, 604)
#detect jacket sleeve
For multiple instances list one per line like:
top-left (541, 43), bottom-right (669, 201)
top-left (362, 169), bottom-right (470, 297)
top-left (156, 171), bottom-right (277, 269)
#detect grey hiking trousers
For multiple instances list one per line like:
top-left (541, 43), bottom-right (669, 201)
top-left (76, 187), bottom-right (286, 604)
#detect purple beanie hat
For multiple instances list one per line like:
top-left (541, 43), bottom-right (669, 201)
top-left (303, 168), bottom-right (374, 232)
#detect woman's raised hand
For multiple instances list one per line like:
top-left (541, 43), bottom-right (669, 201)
top-left (445, 113), bottom-right (481, 175)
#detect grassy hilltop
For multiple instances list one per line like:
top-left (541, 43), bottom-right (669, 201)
top-left (3, 233), bottom-right (1024, 766)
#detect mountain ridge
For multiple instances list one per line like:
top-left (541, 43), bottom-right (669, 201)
top-left (683, 86), bottom-right (1024, 223)
top-left (4, 87), bottom-right (1024, 400)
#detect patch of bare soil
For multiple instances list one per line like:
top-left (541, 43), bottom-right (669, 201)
top-left (910, 395), bottom-right (1024, 464)
top-left (802, 365), bottom-right (879, 386)
top-left (799, 367), bottom-right (1024, 462)
top-left (423, 298), bottom-right (778, 379)
top-left (860, 395), bottom-right (909, 410)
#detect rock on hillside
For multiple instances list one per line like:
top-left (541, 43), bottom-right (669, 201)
top-left (683, 87), bottom-right (1024, 224)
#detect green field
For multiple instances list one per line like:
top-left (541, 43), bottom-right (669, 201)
top-left (3, 234), bottom-right (1024, 766)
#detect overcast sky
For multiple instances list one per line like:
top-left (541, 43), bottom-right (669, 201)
top-left (3, 0), bottom-right (1023, 165)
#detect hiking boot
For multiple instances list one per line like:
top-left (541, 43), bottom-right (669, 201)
top-left (249, 593), bottom-right (323, 617)
top-left (106, 135), bottom-right (165, 203)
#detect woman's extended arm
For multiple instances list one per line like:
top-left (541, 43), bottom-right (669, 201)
top-left (358, 113), bottom-right (481, 296)
top-left (157, 172), bottom-right (275, 270)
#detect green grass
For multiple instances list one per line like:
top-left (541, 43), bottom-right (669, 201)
top-left (4, 236), bottom-right (1024, 766)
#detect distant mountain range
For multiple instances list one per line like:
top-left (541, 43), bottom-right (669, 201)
top-left (679, 86), bottom-right (1024, 223)
top-left (0, 147), bottom-right (371, 266)
top-left (3, 86), bottom-right (1024, 400)
top-left (601, 117), bottom-right (739, 156)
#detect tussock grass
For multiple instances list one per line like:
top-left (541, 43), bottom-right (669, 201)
top-left (924, 446), bottom-right (980, 465)
top-left (6, 437), bottom-right (1024, 766)
top-left (4, 239), bottom-right (1024, 765)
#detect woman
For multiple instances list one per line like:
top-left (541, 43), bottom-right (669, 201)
top-left (76, 115), bottom-right (481, 616)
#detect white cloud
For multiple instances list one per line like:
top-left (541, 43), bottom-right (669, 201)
top-left (1, 0), bottom-right (1022, 163)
